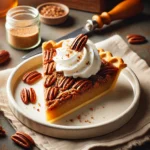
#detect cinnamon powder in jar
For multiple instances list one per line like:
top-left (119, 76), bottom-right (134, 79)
top-left (6, 6), bottom-right (41, 50)
top-left (8, 26), bottom-right (39, 49)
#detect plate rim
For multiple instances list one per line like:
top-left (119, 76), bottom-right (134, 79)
top-left (7, 54), bottom-right (140, 130)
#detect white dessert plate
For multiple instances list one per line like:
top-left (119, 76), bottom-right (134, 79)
top-left (7, 54), bottom-right (140, 139)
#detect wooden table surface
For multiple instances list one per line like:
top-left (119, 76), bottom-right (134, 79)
top-left (0, 0), bottom-right (150, 150)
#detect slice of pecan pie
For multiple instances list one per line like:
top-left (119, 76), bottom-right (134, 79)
top-left (42, 34), bottom-right (127, 122)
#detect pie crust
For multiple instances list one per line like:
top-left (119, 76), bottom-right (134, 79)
top-left (42, 40), bottom-right (127, 122)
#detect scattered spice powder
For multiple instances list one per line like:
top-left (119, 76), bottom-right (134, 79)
top-left (78, 55), bottom-right (81, 60)
top-left (85, 120), bottom-right (91, 123)
top-left (91, 116), bottom-right (94, 120)
top-left (38, 103), bottom-right (41, 107)
top-left (77, 115), bottom-right (82, 122)
top-left (66, 54), bottom-right (70, 58)
top-left (7, 25), bottom-right (39, 49)
top-left (86, 61), bottom-right (90, 65)
top-left (69, 51), bottom-right (73, 54)
top-left (89, 107), bottom-right (93, 111)
top-left (37, 108), bottom-right (40, 112)
top-left (69, 119), bottom-right (74, 122)
top-left (77, 115), bottom-right (81, 120)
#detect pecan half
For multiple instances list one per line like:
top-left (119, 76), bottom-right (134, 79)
top-left (0, 50), bottom-right (10, 64)
top-left (45, 87), bottom-right (59, 100)
top-left (98, 66), bottom-right (118, 77)
top-left (57, 76), bottom-right (74, 90)
top-left (0, 126), bottom-right (6, 136)
top-left (126, 34), bottom-right (146, 44)
top-left (44, 74), bottom-right (57, 88)
top-left (22, 70), bottom-right (42, 84)
top-left (44, 48), bottom-right (56, 64)
top-left (46, 99), bottom-right (59, 110)
top-left (46, 89), bottom-right (79, 110)
top-left (44, 62), bottom-right (55, 75)
top-left (72, 79), bottom-right (92, 93)
top-left (70, 34), bottom-right (88, 51)
top-left (20, 88), bottom-right (36, 104)
top-left (56, 91), bottom-right (72, 101)
top-left (97, 75), bottom-right (109, 84)
top-left (11, 131), bottom-right (35, 148)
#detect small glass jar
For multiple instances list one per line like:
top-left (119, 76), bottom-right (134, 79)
top-left (5, 6), bottom-right (41, 50)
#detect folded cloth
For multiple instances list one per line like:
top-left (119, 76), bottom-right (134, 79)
top-left (0, 35), bottom-right (150, 150)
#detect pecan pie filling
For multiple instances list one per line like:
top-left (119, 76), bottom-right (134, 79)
top-left (42, 34), bottom-right (126, 122)
top-left (44, 59), bottom-right (118, 110)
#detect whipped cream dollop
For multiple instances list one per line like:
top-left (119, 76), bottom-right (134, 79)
top-left (53, 38), bottom-right (101, 78)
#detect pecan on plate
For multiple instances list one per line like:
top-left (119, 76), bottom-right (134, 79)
top-left (70, 34), bottom-right (88, 51)
top-left (0, 50), bottom-right (10, 64)
top-left (0, 126), bottom-right (6, 136)
top-left (72, 79), bottom-right (92, 93)
top-left (22, 70), bottom-right (42, 84)
top-left (20, 88), bottom-right (36, 104)
top-left (11, 131), bottom-right (35, 148)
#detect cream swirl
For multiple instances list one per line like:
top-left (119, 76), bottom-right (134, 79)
top-left (53, 38), bottom-right (101, 78)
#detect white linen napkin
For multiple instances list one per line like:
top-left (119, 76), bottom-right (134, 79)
top-left (0, 35), bottom-right (150, 150)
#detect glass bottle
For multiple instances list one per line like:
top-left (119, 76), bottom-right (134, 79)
top-left (5, 6), bottom-right (41, 50)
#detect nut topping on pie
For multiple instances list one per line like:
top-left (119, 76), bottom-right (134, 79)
top-left (45, 87), bottom-right (59, 100)
top-left (44, 48), bottom-right (56, 64)
top-left (56, 76), bottom-right (75, 90)
top-left (70, 34), bottom-right (88, 51)
top-left (44, 74), bottom-right (57, 88)
top-left (44, 62), bottom-right (55, 75)
top-left (72, 79), bottom-right (92, 93)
